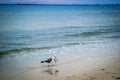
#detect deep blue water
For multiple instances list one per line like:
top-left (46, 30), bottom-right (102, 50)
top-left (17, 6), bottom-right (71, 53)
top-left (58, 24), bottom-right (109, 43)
top-left (0, 5), bottom-right (120, 31)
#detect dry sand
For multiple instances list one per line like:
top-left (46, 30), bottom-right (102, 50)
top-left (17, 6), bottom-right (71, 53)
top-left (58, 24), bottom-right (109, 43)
top-left (52, 55), bottom-right (120, 80)
top-left (57, 61), bottom-right (120, 80)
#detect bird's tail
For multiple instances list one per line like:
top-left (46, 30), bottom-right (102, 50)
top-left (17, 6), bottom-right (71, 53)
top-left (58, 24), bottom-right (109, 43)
top-left (41, 61), bottom-right (44, 63)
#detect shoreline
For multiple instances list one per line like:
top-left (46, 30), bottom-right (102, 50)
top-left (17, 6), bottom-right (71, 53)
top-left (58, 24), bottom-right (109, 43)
top-left (0, 41), bottom-right (120, 80)
top-left (0, 53), bottom-right (120, 80)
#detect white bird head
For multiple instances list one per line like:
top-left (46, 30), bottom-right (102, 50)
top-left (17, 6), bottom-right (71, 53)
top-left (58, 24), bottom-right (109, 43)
top-left (52, 56), bottom-right (58, 63)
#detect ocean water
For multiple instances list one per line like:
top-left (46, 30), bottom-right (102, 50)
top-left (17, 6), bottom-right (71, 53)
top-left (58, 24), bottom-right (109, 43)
top-left (0, 4), bottom-right (120, 80)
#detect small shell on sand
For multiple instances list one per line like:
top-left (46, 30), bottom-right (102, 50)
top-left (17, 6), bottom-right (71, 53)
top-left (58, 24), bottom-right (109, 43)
top-left (66, 76), bottom-right (70, 78)
top-left (101, 69), bottom-right (105, 70)
top-left (116, 77), bottom-right (120, 79)
top-left (56, 70), bottom-right (59, 72)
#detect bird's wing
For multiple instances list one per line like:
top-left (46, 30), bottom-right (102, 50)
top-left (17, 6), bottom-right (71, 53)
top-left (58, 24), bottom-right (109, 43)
top-left (45, 58), bottom-right (52, 63)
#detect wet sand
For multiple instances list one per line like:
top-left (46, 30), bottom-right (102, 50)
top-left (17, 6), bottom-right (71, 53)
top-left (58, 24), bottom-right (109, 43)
top-left (1, 51), bottom-right (120, 80)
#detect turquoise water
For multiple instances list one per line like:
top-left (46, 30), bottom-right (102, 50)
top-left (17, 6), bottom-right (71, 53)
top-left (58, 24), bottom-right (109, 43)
top-left (0, 5), bottom-right (120, 31)
top-left (0, 5), bottom-right (120, 79)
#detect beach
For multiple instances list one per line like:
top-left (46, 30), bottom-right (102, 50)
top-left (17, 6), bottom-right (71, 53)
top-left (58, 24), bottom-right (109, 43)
top-left (1, 49), bottom-right (120, 80)
top-left (58, 59), bottom-right (120, 80)
top-left (0, 4), bottom-right (120, 80)
top-left (0, 39), bottom-right (120, 80)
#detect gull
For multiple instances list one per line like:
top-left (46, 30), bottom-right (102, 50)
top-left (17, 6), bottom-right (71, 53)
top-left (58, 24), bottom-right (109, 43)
top-left (41, 56), bottom-right (58, 66)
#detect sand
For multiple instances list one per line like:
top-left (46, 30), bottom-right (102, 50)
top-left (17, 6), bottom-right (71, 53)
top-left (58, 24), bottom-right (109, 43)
top-left (3, 54), bottom-right (120, 80)
top-left (57, 61), bottom-right (120, 80)
top-left (53, 55), bottom-right (120, 80)
top-left (0, 49), bottom-right (120, 80)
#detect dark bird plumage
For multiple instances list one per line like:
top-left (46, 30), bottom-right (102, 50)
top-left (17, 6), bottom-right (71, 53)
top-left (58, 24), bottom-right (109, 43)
top-left (41, 56), bottom-right (58, 64)
top-left (41, 58), bottom-right (52, 63)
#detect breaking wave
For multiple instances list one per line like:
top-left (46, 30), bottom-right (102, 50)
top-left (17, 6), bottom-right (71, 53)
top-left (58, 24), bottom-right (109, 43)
top-left (0, 47), bottom-right (53, 55)
top-left (64, 31), bottom-right (102, 37)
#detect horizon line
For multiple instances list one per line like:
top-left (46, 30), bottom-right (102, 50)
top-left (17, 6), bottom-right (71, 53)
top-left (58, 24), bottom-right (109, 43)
top-left (0, 3), bottom-right (120, 5)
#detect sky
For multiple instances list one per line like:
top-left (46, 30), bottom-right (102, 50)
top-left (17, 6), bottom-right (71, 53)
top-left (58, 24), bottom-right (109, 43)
top-left (0, 0), bottom-right (120, 4)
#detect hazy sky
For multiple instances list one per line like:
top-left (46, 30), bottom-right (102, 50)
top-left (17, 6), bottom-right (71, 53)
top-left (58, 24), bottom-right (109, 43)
top-left (0, 0), bottom-right (120, 4)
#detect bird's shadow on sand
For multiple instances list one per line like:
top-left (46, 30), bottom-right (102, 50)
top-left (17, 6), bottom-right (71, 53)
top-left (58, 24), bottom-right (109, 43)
top-left (44, 68), bottom-right (59, 76)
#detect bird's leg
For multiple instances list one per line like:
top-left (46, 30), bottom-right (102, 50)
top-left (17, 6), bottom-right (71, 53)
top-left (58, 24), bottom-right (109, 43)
top-left (51, 62), bottom-right (53, 66)
top-left (48, 63), bottom-right (50, 67)
top-left (54, 57), bottom-right (58, 66)
top-left (51, 62), bottom-right (54, 66)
